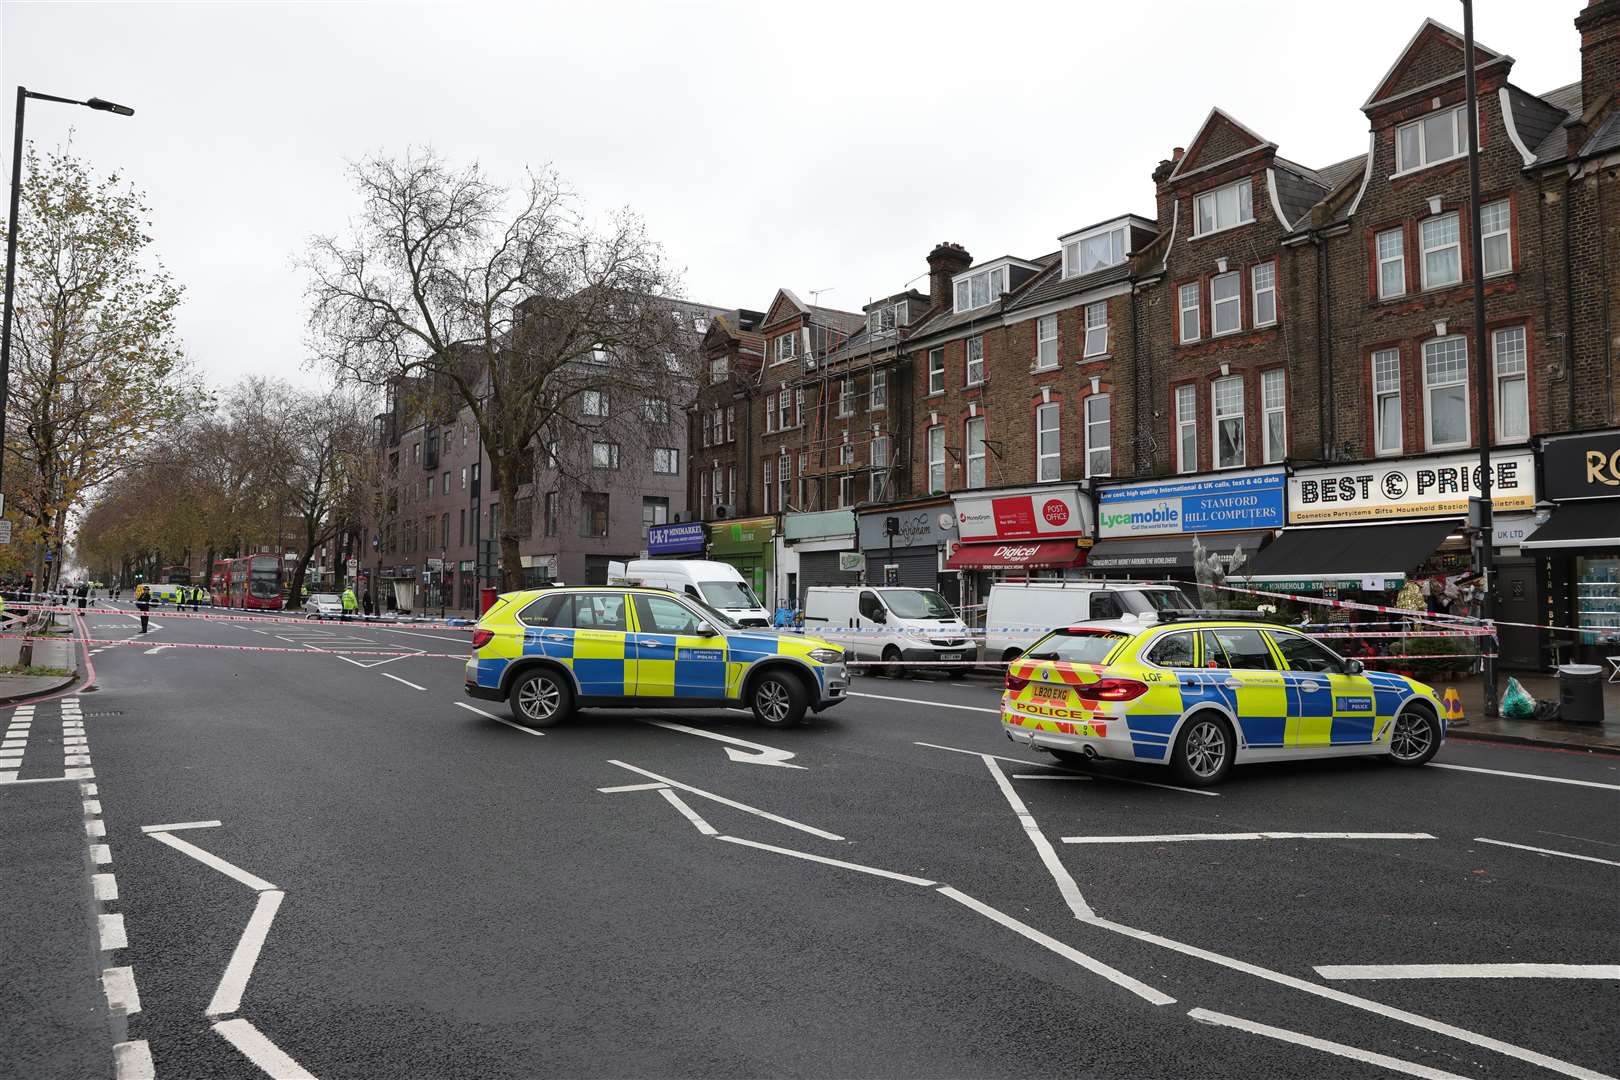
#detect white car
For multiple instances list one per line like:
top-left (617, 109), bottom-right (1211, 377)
top-left (305, 593), bottom-right (344, 618)
top-left (802, 586), bottom-right (974, 678)
top-left (984, 581), bottom-right (1195, 664)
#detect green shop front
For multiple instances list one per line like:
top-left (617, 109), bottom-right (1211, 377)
top-left (707, 515), bottom-right (778, 610)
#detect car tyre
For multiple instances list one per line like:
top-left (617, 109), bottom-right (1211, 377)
top-left (1386, 704), bottom-right (1441, 766)
top-left (508, 668), bottom-right (573, 728)
top-left (750, 669), bottom-right (807, 728)
top-left (947, 667), bottom-right (968, 680)
top-left (1170, 712), bottom-right (1234, 787)
top-left (882, 645), bottom-right (909, 680)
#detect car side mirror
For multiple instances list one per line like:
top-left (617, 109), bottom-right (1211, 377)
top-left (871, 609), bottom-right (886, 624)
top-left (695, 621), bottom-right (717, 638)
top-left (1344, 659), bottom-right (1364, 675)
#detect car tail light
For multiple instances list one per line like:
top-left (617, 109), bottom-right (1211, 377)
top-left (1005, 668), bottom-right (1030, 693)
top-left (1075, 678), bottom-right (1148, 702)
top-left (471, 629), bottom-right (494, 650)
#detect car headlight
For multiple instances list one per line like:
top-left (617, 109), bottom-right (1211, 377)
top-left (807, 648), bottom-right (843, 664)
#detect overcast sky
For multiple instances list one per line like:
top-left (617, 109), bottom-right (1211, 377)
top-left (0, 0), bottom-right (1585, 393)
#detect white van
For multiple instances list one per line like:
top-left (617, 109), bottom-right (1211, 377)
top-left (802, 586), bottom-right (974, 677)
top-left (610, 559), bottom-right (772, 627)
top-left (984, 581), bottom-right (1194, 662)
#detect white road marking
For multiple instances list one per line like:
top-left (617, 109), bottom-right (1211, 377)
top-left (455, 700), bottom-right (546, 736)
top-left (851, 691), bottom-right (997, 713)
top-left (81, 783), bottom-right (97, 796)
top-left (1085, 915), bottom-right (1613, 1080)
top-left (720, 835), bottom-right (934, 885)
top-left (113, 1040), bottom-right (155, 1080)
top-left (0, 771), bottom-right (16, 782)
top-left (1062, 832), bottom-right (1435, 844)
top-left (64, 754), bottom-right (92, 766)
top-left (914, 740), bottom-right (1218, 797)
top-left (98, 912), bottom-right (127, 950)
top-left (381, 672), bottom-right (427, 691)
top-left (141, 645), bottom-right (172, 654)
top-left (140, 820), bottom-right (222, 833)
top-left (251, 628), bottom-right (269, 635)
top-left (938, 886), bottom-right (1173, 1006)
top-left (1315, 963), bottom-right (1620, 981)
top-left (1475, 837), bottom-right (1620, 868)
top-left (1012, 774), bottom-right (1089, 780)
top-left (608, 760), bottom-right (844, 841)
top-left (93, 873), bottom-right (118, 901)
top-left (597, 782), bottom-right (670, 793)
top-left (85, 819), bottom-right (106, 837)
top-left (371, 625), bottom-right (472, 645)
top-left (102, 965), bottom-right (142, 1015)
top-left (213, 1017), bottom-right (316, 1079)
top-left (207, 889), bottom-right (285, 1016)
top-left (65, 766), bottom-right (95, 779)
top-left (980, 754), bottom-right (1093, 919)
top-left (1187, 1008), bottom-right (1469, 1079)
top-left (91, 843), bottom-right (111, 865)
top-left (1430, 762), bottom-right (1620, 792)
top-left (147, 830), bottom-right (277, 892)
top-left (643, 720), bottom-right (802, 769)
top-left (660, 789), bottom-right (719, 835)
top-left (83, 799), bottom-right (100, 814)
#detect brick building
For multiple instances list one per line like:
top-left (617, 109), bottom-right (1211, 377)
top-left (689, 310), bottom-right (764, 520)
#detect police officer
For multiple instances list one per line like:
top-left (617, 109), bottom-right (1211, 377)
top-left (341, 586), bottom-right (358, 620)
top-left (135, 583), bottom-right (151, 634)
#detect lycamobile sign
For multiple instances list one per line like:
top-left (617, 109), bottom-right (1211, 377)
top-left (1097, 468), bottom-right (1286, 539)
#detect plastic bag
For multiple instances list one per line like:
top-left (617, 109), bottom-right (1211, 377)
top-left (1501, 677), bottom-right (1535, 719)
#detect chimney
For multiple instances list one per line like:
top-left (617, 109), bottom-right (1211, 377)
top-left (1575, 0), bottom-right (1620, 152)
top-left (926, 242), bottom-right (972, 311)
top-left (1151, 147), bottom-right (1185, 231)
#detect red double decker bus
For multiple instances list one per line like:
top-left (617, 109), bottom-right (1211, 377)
top-left (210, 555), bottom-right (285, 610)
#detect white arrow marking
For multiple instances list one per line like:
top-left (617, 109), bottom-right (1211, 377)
top-left (643, 720), bottom-right (803, 768)
top-left (142, 645), bottom-right (172, 655)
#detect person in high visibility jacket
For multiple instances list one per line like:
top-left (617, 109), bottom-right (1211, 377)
top-left (341, 587), bottom-right (358, 619)
top-left (135, 583), bottom-right (151, 634)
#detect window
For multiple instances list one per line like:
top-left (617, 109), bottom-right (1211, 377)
top-left (1212, 375), bottom-right (1245, 468)
top-left (965, 417), bottom-right (986, 488)
top-left (459, 508), bottom-right (466, 545)
top-left (965, 335), bottom-right (984, 385)
top-left (1493, 326), bottom-right (1529, 442)
top-left (870, 370), bottom-right (887, 410)
top-left (1423, 336), bottom-right (1470, 449)
top-left (1027, 628), bottom-right (1129, 664)
top-left (1251, 263), bottom-right (1276, 327)
top-left (1083, 304), bottom-right (1108, 357)
top-left (1193, 177), bottom-right (1253, 236)
top-left (1396, 105), bottom-right (1466, 172)
top-left (1084, 394), bottom-right (1111, 478)
top-left (725, 405), bottom-right (736, 442)
top-left (870, 436), bottom-right (889, 501)
top-left (778, 450), bottom-right (791, 511)
top-left (412, 442), bottom-right (420, 464)
top-left (1373, 348), bottom-right (1403, 455)
top-left (1261, 369), bottom-right (1286, 464)
top-left (778, 392), bottom-right (794, 431)
top-left (591, 442), bottom-right (620, 469)
top-left (927, 425), bottom-right (946, 493)
top-left (701, 411), bottom-right (712, 447)
top-left (1376, 228), bottom-right (1406, 299)
top-left (653, 448), bottom-right (680, 475)
top-left (699, 469), bottom-right (711, 515)
top-left (1207, 627), bottom-right (1277, 670)
top-left (641, 397), bottom-right (669, 423)
top-left (839, 442), bottom-right (854, 467)
top-left (796, 452), bottom-right (808, 509)
top-left (1088, 592), bottom-right (1122, 620)
top-left (580, 492), bottom-right (609, 537)
top-left (693, 314), bottom-right (710, 334)
top-left (838, 473), bottom-right (854, 508)
top-left (442, 471), bottom-right (450, 495)
top-left (1178, 282), bottom-right (1201, 343)
top-left (928, 348), bottom-right (945, 394)
top-left (1271, 632), bottom-right (1343, 673)
top-left (1420, 212), bottom-right (1461, 290)
top-left (1175, 385), bottom-right (1198, 473)
top-left (581, 390), bottom-right (608, 417)
top-left (726, 466), bottom-right (735, 507)
top-left (641, 496), bottom-right (669, 538)
top-left (952, 267), bottom-right (1007, 313)
top-left (1035, 315), bottom-right (1059, 369)
top-left (1063, 225), bottom-right (1127, 277)
top-left (838, 378), bottom-right (855, 418)
top-left (765, 392), bottom-right (777, 434)
top-left (542, 441), bottom-right (558, 469)
top-left (633, 593), bottom-right (704, 636)
top-left (460, 466), bottom-right (467, 490)
top-left (1036, 402), bottom-right (1061, 482)
top-left (544, 491), bottom-right (558, 536)
top-left (441, 512), bottom-right (450, 548)
top-left (1211, 272), bottom-right (1242, 336)
top-left (773, 333), bottom-right (797, 364)
top-left (1481, 199), bottom-right (1511, 277)
top-left (868, 305), bottom-right (898, 334)
top-left (762, 458), bottom-right (774, 513)
top-left (568, 592), bottom-right (627, 632)
top-left (794, 388), bottom-right (805, 427)
top-left (1147, 632), bottom-right (1197, 668)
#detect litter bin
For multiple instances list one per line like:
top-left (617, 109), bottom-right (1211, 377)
top-left (479, 587), bottom-right (498, 615)
top-left (1558, 664), bottom-right (1604, 725)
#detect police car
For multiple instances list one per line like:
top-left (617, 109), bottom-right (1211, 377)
top-left (465, 586), bottom-right (849, 727)
top-left (1000, 616), bottom-right (1446, 786)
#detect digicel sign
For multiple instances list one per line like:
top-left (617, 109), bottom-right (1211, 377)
top-left (953, 486), bottom-right (1090, 541)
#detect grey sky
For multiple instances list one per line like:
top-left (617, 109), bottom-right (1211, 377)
top-left (0, 1), bottom-right (1584, 392)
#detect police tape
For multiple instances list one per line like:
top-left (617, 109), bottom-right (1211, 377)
top-left (1204, 582), bottom-right (1593, 636)
top-left (28, 603), bottom-right (471, 632)
top-left (0, 633), bottom-right (467, 660)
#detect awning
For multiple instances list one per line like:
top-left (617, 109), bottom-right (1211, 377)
top-left (1245, 520), bottom-right (1458, 580)
top-left (1084, 531), bottom-right (1272, 573)
top-left (946, 539), bottom-right (1086, 570)
top-left (1520, 502), bottom-right (1620, 549)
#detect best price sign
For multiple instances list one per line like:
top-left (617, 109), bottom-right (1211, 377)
top-left (953, 485), bottom-right (1091, 542)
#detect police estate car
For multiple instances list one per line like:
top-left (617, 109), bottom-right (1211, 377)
top-left (1001, 617), bottom-right (1446, 786)
top-left (465, 586), bottom-right (848, 727)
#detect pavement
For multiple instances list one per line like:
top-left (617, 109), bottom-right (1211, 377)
top-left (2, 600), bottom-right (1617, 1079)
top-left (1438, 672), bottom-right (1620, 755)
top-left (0, 613), bottom-right (83, 704)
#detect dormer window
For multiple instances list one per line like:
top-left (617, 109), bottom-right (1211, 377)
top-left (867, 302), bottom-right (907, 335)
top-left (952, 267), bottom-right (1007, 313)
top-left (1396, 106), bottom-right (1467, 173)
top-left (773, 332), bottom-right (798, 365)
top-left (1193, 178), bottom-right (1253, 236)
top-left (1062, 225), bottom-right (1127, 278)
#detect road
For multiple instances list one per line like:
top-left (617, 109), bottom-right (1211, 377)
top-left (3, 602), bottom-right (1618, 1079)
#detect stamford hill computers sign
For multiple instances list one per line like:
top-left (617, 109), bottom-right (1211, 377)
top-left (1289, 450), bottom-right (1536, 524)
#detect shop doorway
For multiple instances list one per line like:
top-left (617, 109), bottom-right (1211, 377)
top-left (1496, 557), bottom-right (1539, 669)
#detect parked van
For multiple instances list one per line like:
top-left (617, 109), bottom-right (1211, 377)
top-left (609, 559), bottom-right (772, 627)
top-left (984, 581), bottom-right (1194, 662)
top-left (802, 586), bottom-right (974, 677)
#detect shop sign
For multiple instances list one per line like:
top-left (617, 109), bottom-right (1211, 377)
top-left (1097, 468), bottom-right (1285, 539)
top-left (709, 515), bottom-right (777, 553)
top-left (856, 507), bottom-right (958, 550)
top-left (784, 509), bottom-right (856, 542)
top-left (1491, 513), bottom-right (1540, 548)
top-left (837, 551), bottom-right (864, 572)
top-left (1290, 451), bottom-right (1535, 524)
top-left (647, 521), bottom-right (707, 555)
top-left (1542, 430), bottom-right (1620, 502)
top-left (1256, 576), bottom-right (1405, 593)
top-left (952, 484), bottom-right (1092, 542)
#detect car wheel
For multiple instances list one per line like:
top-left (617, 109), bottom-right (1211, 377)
top-left (947, 667), bottom-right (968, 680)
top-left (508, 668), bottom-right (573, 728)
top-left (1170, 712), bottom-right (1234, 787)
top-left (882, 646), bottom-right (908, 679)
top-left (1387, 705), bottom-right (1441, 766)
top-left (750, 669), bottom-right (807, 728)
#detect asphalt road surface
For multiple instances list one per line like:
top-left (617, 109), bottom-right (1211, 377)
top-left (4, 602), bottom-right (1618, 1079)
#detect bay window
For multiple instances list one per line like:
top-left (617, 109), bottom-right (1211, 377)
top-left (1372, 348), bottom-right (1403, 455)
top-left (1175, 385), bottom-right (1198, 473)
top-left (1084, 395), bottom-right (1111, 478)
top-left (1084, 303), bottom-right (1108, 357)
top-left (965, 417), bottom-right (986, 489)
top-left (1211, 272), bottom-right (1242, 336)
top-left (1261, 369), bottom-right (1285, 463)
top-left (1420, 212), bottom-right (1461, 290)
top-left (1178, 282), bottom-right (1201, 343)
top-left (1492, 326), bottom-right (1528, 442)
top-left (1377, 228), bottom-right (1406, 299)
top-left (1422, 335), bottom-right (1470, 449)
top-left (1212, 375), bottom-right (1245, 468)
top-left (1035, 402), bottom-right (1061, 482)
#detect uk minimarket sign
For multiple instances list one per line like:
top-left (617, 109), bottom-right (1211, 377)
top-left (1097, 468), bottom-right (1286, 539)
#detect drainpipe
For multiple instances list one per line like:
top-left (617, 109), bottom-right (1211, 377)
top-left (1315, 234), bottom-right (1334, 458)
top-left (1564, 168), bottom-right (1578, 428)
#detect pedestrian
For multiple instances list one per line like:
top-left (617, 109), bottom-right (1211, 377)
top-left (340, 585), bottom-right (358, 620)
top-left (76, 581), bottom-right (89, 612)
top-left (192, 584), bottom-right (202, 612)
top-left (135, 583), bottom-right (151, 634)
top-left (362, 589), bottom-right (374, 618)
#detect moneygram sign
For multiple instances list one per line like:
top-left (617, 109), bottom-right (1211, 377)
top-left (1289, 450), bottom-right (1535, 524)
top-left (952, 484), bottom-right (1091, 542)
top-left (1097, 468), bottom-right (1286, 539)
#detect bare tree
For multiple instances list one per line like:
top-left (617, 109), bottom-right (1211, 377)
top-left (304, 149), bottom-right (687, 588)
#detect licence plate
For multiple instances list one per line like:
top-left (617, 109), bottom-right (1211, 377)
top-left (939, 652), bottom-right (961, 661)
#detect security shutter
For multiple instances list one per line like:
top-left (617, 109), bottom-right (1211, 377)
top-left (798, 551), bottom-right (861, 597)
top-left (865, 548), bottom-right (936, 589)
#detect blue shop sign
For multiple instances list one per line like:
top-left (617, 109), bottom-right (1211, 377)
top-left (647, 521), bottom-right (708, 555)
top-left (1097, 467), bottom-right (1286, 539)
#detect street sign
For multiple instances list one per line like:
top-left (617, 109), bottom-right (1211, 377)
top-left (0, 520), bottom-right (11, 544)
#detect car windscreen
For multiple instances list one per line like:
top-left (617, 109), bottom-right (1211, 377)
top-left (698, 580), bottom-right (759, 609)
top-left (1121, 588), bottom-right (1194, 613)
top-left (879, 589), bottom-right (956, 620)
top-left (1023, 629), bottom-right (1131, 665)
top-left (310, 594), bottom-right (340, 604)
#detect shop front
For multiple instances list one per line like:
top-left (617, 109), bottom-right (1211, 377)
top-left (1523, 430), bottom-right (1620, 666)
top-left (945, 483), bottom-right (1093, 609)
top-left (1088, 468), bottom-right (1283, 591)
top-left (782, 509), bottom-right (860, 607)
top-left (855, 500), bottom-right (959, 601)
top-left (646, 521), bottom-right (708, 560)
top-left (707, 515), bottom-right (777, 610)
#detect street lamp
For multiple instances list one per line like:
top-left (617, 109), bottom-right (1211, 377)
top-left (1, 87), bottom-right (134, 502)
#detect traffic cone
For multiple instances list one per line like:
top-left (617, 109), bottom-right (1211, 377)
top-left (1441, 687), bottom-right (1465, 725)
